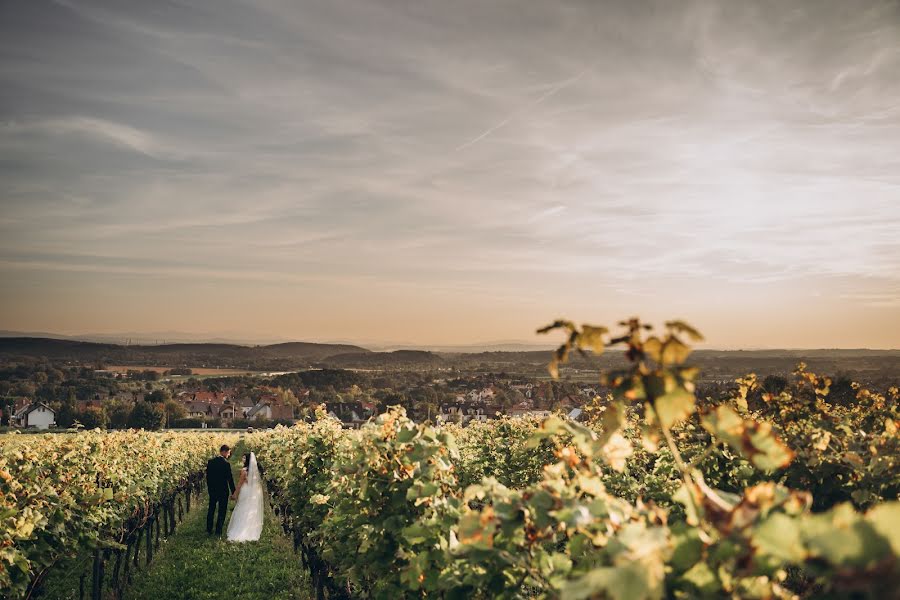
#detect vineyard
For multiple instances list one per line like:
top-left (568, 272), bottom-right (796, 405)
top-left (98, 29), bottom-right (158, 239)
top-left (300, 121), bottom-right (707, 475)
top-left (247, 319), bottom-right (899, 599)
top-left (2, 318), bottom-right (899, 599)
top-left (0, 429), bottom-right (236, 598)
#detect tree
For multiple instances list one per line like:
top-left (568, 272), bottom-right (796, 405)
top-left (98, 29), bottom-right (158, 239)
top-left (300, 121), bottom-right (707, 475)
top-left (494, 389), bottom-right (514, 409)
top-left (277, 387), bottom-right (300, 411)
top-left (35, 384), bottom-right (59, 403)
top-left (13, 381), bottom-right (35, 398)
top-left (164, 399), bottom-right (186, 427)
top-left (56, 388), bottom-right (78, 428)
top-left (1, 397), bottom-right (15, 426)
top-left (127, 402), bottom-right (164, 430)
top-left (145, 389), bottom-right (171, 403)
top-left (141, 370), bottom-right (161, 382)
top-left (107, 401), bottom-right (131, 429)
top-left (75, 406), bottom-right (108, 430)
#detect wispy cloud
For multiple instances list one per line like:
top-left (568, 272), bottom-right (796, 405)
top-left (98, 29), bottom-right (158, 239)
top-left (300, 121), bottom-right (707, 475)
top-left (454, 68), bottom-right (590, 152)
top-left (0, 0), bottom-right (898, 346)
top-left (2, 117), bottom-right (164, 156)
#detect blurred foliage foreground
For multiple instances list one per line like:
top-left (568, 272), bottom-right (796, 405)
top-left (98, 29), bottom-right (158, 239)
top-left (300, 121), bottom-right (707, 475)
top-left (248, 318), bottom-right (899, 599)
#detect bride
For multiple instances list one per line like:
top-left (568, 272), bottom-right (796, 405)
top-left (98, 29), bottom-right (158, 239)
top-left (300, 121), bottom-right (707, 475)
top-left (227, 452), bottom-right (264, 542)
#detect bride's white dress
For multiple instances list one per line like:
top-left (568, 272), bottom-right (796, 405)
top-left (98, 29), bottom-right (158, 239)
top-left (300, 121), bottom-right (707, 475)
top-left (227, 452), bottom-right (264, 542)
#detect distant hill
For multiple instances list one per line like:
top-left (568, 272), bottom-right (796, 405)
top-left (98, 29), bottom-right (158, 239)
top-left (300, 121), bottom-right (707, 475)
top-left (0, 337), bottom-right (896, 379)
top-left (260, 342), bottom-right (373, 361)
top-left (0, 337), bottom-right (123, 358)
top-left (445, 348), bottom-right (900, 380)
top-left (0, 337), bottom-right (370, 369)
top-left (321, 350), bottom-right (444, 368)
top-left (0, 330), bottom-right (294, 345)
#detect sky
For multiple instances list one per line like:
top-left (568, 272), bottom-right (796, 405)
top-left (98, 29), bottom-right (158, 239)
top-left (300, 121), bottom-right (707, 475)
top-left (1, 0), bottom-right (899, 348)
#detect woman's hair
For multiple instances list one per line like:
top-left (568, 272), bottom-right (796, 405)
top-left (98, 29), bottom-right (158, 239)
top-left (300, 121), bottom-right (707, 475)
top-left (243, 453), bottom-right (251, 469)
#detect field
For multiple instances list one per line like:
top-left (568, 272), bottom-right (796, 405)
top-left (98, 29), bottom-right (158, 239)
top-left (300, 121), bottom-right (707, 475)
top-left (3, 321), bottom-right (899, 599)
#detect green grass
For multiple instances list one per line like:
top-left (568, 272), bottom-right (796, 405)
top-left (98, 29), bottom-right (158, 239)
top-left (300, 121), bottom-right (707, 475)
top-left (127, 449), bottom-right (311, 600)
top-left (38, 447), bottom-right (311, 600)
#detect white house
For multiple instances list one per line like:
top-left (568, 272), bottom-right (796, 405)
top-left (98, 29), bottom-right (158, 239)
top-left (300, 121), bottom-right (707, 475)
top-left (247, 403), bottom-right (273, 421)
top-left (15, 403), bottom-right (56, 430)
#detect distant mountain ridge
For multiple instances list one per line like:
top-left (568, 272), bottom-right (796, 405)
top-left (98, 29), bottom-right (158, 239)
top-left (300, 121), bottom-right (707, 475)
top-left (0, 337), bottom-right (371, 366)
top-left (0, 336), bottom-right (898, 376)
top-left (0, 330), bottom-right (293, 346)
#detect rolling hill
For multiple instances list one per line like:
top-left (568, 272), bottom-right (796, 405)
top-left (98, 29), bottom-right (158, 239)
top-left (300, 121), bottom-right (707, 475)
top-left (0, 337), bottom-right (371, 369)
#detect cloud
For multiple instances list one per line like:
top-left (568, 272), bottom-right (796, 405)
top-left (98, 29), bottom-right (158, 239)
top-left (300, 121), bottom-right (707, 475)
top-left (0, 0), bottom-right (898, 344)
top-left (2, 116), bottom-right (164, 156)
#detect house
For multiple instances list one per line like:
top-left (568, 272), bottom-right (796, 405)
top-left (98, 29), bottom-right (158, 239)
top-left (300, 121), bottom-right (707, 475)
top-left (188, 391), bottom-right (229, 404)
top-left (437, 403), bottom-right (466, 424)
top-left (218, 404), bottom-right (237, 420)
top-left (246, 403), bottom-right (271, 421)
top-left (325, 401), bottom-right (370, 427)
top-left (233, 397), bottom-right (256, 417)
top-left (247, 402), bottom-right (295, 422)
top-left (184, 401), bottom-right (221, 419)
top-left (468, 404), bottom-right (502, 423)
top-left (507, 401), bottom-right (551, 419)
top-left (436, 402), bottom-right (501, 425)
top-left (15, 403), bottom-right (56, 429)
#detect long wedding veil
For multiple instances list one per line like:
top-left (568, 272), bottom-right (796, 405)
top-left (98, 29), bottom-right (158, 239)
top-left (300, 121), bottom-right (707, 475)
top-left (226, 452), bottom-right (264, 542)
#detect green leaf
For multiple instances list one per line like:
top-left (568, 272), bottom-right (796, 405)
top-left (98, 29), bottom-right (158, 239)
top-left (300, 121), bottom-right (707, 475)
top-left (396, 426), bottom-right (417, 443)
top-left (866, 501), bottom-right (900, 555)
top-left (654, 386), bottom-right (695, 428)
top-left (681, 561), bottom-right (720, 597)
top-left (401, 523), bottom-right (430, 545)
top-left (669, 524), bottom-right (703, 572)
top-left (752, 513), bottom-right (807, 568)
top-left (700, 405), bottom-right (794, 471)
top-left (560, 563), bottom-right (655, 600)
top-left (801, 503), bottom-right (892, 568)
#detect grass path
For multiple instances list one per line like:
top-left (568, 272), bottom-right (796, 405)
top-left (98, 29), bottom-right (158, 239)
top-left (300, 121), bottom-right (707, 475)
top-left (127, 448), bottom-right (311, 600)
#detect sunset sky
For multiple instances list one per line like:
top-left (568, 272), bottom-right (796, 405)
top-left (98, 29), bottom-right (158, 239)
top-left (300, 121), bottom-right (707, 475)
top-left (1, 0), bottom-right (898, 348)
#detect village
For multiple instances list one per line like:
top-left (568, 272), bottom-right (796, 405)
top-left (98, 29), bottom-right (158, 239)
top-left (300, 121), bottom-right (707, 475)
top-left (1, 363), bottom-right (611, 431)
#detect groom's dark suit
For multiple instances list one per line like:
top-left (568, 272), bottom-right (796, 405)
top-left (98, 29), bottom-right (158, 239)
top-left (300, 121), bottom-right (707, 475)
top-left (206, 455), bottom-right (235, 535)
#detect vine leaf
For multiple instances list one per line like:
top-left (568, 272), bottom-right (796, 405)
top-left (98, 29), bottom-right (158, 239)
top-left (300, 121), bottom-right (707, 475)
top-left (665, 320), bottom-right (704, 342)
top-left (661, 336), bottom-right (692, 365)
top-left (700, 405), bottom-right (794, 471)
top-left (577, 325), bottom-right (608, 354)
top-left (654, 386), bottom-right (695, 429)
top-left (752, 513), bottom-right (807, 568)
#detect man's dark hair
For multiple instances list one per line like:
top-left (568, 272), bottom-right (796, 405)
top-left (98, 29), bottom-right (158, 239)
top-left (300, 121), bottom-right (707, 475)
top-left (220, 444), bottom-right (230, 453)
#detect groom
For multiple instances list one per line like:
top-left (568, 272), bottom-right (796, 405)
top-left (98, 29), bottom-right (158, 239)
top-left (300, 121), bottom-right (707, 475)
top-left (206, 444), bottom-right (236, 535)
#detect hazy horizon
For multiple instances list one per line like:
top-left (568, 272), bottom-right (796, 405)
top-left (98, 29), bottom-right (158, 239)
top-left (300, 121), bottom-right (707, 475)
top-left (2, 1), bottom-right (899, 348)
top-left (2, 327), bottom-right (899, 353)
